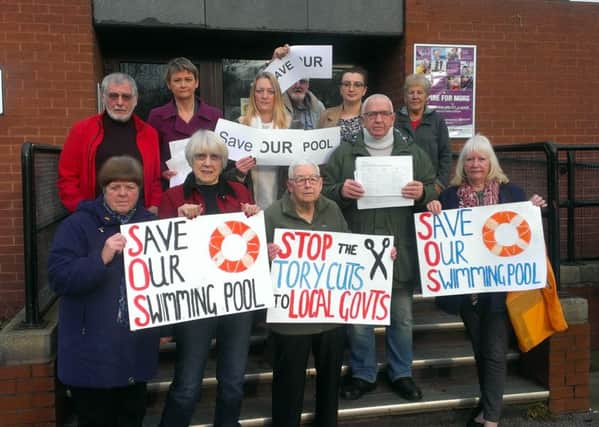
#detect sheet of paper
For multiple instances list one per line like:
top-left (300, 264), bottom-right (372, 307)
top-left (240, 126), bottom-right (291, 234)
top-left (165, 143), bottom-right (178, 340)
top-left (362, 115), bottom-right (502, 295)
top-left (168, 137), bottom-right (190, 159)
top-left (264, 55), bottom-right (308, 93)
top-left (166, 153), bottom-right (191, 188)
top-left (355, 156), bottom-right (414, 209)
top-left (289, 45), bottom-right (333, 79)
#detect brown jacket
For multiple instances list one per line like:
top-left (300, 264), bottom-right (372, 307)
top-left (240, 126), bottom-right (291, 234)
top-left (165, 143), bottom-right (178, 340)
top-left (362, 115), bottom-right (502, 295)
top-left (318, 104), bottom-right (343, 129)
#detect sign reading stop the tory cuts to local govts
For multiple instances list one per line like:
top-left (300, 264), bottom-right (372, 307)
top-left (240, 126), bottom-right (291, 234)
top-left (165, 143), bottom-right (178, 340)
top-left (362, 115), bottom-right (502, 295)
top-left (415, 201), bottom-right (547, 297)
top-left (267, 229), bottom-right (394, 325)
top-left (215, 119), bottom-right (340, 166)
top-left (121, 212), bottom-right (273, 331)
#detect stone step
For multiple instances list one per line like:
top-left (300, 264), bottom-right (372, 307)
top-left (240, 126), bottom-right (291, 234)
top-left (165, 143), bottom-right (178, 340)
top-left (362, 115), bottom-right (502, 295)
top-left (144, 373), bottom-right (548, 426)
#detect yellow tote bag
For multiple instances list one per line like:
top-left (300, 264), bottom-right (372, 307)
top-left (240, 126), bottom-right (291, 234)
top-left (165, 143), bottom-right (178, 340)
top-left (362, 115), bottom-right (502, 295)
top-left (506, 258), bottom-right (568, 352)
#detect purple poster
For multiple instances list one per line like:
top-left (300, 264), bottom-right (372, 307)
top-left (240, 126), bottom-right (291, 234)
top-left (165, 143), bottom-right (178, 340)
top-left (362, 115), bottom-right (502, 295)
top-left (413, 44), bottom-right (477, 138)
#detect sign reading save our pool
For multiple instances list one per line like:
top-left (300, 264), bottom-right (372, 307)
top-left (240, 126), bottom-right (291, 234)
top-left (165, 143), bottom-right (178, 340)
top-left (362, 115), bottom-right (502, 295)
top-left (121, 212), bottom-right (273, 331)
top-left (415, 202), bottom-right (547, 297)
top-left (266, 229), bottom-right (394, 325)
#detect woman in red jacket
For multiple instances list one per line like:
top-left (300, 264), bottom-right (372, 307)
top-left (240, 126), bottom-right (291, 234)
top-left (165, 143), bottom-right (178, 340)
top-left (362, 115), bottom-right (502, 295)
top-left (158, 129), bottom-right (260, 427)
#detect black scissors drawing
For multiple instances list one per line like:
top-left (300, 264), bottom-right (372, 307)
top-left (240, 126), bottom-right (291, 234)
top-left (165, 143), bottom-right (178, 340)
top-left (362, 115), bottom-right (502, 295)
top-left (364, 237), bottom-right (390, 280)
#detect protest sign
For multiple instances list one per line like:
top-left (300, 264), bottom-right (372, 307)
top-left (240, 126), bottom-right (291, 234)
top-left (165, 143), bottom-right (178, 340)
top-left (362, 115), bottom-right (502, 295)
top-left (265, 45), bottom-right (333, 92)
top-left (267, 229), bottom-right (394, 325)
top-left (122, 212), bottom-right (273, 330)
top-left (215, 118), bottom-right (340, 165)
top-left (415, 202), bottom-right (547, 297)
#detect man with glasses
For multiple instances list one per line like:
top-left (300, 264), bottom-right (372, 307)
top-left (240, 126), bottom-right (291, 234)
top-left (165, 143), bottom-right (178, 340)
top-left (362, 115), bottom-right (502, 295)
top-left (323, 94), bottom-right (437, 402)
top-left (58, 72), bottom-right (162, 214)
top-left (265, 159), bottom-right (348, 427)
top-left (272, 45), bottom-right (325, 129)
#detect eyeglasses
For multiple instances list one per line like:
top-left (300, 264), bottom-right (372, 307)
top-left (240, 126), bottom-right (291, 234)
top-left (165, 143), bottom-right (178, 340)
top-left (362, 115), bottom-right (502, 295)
top-left (341, 81), bottom-right (365, 89)
top-left (362, 111), bottom-right (394, 119)
top-left (255, 88), bottom-right (275, 96)
top-left (291, 175), bottom-right (320, 185)
top-left (106, 92), bottom-right (134, 102)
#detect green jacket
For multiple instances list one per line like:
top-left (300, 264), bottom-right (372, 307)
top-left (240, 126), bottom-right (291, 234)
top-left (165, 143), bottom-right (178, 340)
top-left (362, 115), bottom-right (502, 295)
top-left (323, 129), bottom-right (437, 289)
top-left (264, 192), bottom-right (349, 335)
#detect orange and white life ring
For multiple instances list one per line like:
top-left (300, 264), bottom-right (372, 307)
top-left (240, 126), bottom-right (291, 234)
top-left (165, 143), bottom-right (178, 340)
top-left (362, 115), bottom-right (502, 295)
top-left (209, 220), bottom-right (260, 273)
top-left (482, 210), bottom-right (531, 257)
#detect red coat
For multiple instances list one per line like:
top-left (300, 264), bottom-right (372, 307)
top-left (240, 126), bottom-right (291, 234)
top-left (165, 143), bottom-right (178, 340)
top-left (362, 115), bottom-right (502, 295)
top-left (58, 113), bottom-right (162, 212)
top-left (159, 174), bottom-right (254, 219)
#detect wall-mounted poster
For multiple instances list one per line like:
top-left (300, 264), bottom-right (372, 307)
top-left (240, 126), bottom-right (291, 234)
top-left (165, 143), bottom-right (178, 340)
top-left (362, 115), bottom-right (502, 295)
top-left (413, 44), bottom-right (477, 138)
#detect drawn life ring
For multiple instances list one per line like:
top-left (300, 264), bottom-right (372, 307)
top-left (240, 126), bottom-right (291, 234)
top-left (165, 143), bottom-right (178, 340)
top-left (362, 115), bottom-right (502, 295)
top-left (209, 220), bottom-right (260, 273)
top-left (482, 210), bottom-right (531, 257)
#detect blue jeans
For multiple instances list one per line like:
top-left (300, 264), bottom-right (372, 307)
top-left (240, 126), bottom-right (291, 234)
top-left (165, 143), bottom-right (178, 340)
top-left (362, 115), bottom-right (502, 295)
top-left (349, 288), bottom-right (413, 382)
top-left (159, 311), bottom-right (253, 427)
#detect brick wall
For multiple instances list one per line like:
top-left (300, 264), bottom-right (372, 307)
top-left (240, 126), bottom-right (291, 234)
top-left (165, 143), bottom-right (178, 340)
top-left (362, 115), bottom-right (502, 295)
top-left (396, 0), bottom-right (599, 146)
top-left (0, 0), bottom-right (102, 318)
top-left (0, 361), bottom-right (59, 426)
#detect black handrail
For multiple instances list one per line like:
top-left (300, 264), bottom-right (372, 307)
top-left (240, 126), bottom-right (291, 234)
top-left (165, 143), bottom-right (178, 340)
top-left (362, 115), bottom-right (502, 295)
top-left (21, 142), bottom-right (66, 327)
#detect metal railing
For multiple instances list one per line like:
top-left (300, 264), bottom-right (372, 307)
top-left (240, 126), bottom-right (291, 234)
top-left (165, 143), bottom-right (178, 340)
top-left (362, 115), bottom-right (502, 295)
top-left (21, 143), bottom-right (67, 327)
top-left (19, 141), bottom-right (599, 325)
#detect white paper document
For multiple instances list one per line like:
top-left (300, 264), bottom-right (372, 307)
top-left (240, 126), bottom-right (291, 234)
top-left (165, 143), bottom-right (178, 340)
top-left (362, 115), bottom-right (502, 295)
top-left (355, 156), bottom-right (414, 209)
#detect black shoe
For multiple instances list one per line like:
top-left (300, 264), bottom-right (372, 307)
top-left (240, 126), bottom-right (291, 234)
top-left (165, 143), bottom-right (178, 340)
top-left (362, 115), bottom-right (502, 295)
top-left (391, 376), bottom-right (423, 401)
top-left (466, 418), bottom-right (484, 427)
top-left (340, 377), bottom-right (376, 400)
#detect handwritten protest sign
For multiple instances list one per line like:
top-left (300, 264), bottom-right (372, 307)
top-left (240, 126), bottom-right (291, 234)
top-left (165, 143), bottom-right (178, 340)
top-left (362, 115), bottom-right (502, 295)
top-left (215, 118), bottom-right (340, 166)
top-left (265, 45), bottom-right (333, 92)
top-left (122, 212), bottom-right (273, 330)
top-left (415, 202), bottom-right (547, 297)
top-left (267, 229), bottom-right (394, 325)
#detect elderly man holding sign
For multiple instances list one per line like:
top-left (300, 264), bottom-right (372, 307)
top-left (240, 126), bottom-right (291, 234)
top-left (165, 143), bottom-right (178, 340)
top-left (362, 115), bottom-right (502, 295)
top-left (426, 134), bottom-right (546, 427)
top-left (324, 94), bottom-right (437, 402)
top-left (264, 159), bottom-right (348, 427)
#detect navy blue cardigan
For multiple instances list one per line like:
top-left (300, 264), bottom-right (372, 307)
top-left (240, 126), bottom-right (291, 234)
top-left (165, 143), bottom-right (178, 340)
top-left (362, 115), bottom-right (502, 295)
top-left (435, 182), bottom-right (527, 315)
top-left (48, 197), bottom-right (160, 388)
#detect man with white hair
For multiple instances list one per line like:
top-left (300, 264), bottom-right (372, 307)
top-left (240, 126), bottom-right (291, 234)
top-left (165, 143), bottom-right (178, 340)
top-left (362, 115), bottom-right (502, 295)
top-left (323, 94), bottom-right (437, 402)
top-left (265, 159), bottom-right (348, 427)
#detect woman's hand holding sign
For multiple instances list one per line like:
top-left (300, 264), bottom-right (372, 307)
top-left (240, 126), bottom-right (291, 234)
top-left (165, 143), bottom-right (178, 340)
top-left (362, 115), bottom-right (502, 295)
top-left (268, 243), bottom-right (281, 261)
top-left (177, 203), bottom-right (204, 219)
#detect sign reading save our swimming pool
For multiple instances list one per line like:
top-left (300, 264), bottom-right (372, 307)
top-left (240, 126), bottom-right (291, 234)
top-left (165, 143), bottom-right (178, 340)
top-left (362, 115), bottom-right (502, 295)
top-left (121, 212), bottom-right (273, 331)
top-left (414, 202), bottom-right (547, 297)
top-left (266, 230), bottom-right (394, 325)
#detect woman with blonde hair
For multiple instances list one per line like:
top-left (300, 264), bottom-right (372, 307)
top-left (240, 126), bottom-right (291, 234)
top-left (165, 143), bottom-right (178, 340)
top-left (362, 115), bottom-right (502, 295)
top-left (235, 71), bottom-right (292, 209)
top-left (427, 134), bottom-right (546, 427)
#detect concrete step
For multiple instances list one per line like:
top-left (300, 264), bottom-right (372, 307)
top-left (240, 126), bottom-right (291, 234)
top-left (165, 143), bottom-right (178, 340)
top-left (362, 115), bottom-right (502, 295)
top-left (144, 373), bottom-right (548, 426)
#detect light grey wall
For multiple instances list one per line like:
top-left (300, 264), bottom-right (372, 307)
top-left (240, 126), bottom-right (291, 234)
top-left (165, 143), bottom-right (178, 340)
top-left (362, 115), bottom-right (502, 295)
top-left (92, 0), bottom-right (403, 35)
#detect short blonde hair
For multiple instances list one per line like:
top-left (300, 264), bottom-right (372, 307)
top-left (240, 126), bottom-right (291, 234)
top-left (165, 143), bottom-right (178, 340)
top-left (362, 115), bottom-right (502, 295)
top-left (185, 130), bottom-right (228, 167)
top-left (451, 134), bottom-right (509, 186)
top-left (404, 73), bottom-right (431, 95)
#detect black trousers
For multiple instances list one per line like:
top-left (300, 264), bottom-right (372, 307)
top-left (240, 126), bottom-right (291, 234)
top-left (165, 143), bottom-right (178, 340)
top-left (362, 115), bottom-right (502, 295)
top-left (69, 383), bottom-right (147, 427)
top-left (270, 327), bottom-right (345, 427)
top-left (460, 302), bottom-right (511, 423)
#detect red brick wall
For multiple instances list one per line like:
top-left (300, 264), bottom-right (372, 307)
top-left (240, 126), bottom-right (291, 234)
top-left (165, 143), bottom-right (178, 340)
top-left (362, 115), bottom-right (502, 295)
top-left (397, 0), bottom-right (599, 146)
top-left (0, 0), bottom-right (102, 318)
top-left (0, 361), bottom-right (59, 426)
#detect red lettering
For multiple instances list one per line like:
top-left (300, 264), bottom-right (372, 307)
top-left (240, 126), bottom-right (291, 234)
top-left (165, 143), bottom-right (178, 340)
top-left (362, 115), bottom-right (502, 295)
top-left (417, 212), bottom-right (433, 240)
top-left (133, 295), bottom-right (149, 327)
top-left (339, 291), bottom-right (350, 321)
top-left (424, 241), bottom-right (440, 266)
top-left (127, 224), bottom-right (143, 256)
top-left (322, 233), bottom-right (333, 260)
top-left (375, 293), bottom-right (390, 321)
top-left (426, 269), bottom-right (441, 292)
top-left (128, 258), bottom-right (150, 291)
top-left (288, 289), bottom-right (297, 318)
top-left (278, 231), bottom-right (294, 259)
top-left (295, 231), bottom-right (311, 257)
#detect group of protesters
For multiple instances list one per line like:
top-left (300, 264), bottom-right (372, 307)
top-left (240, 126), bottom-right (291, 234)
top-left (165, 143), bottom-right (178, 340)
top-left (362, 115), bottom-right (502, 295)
top-left (49, 44), bottom-right (546, 427)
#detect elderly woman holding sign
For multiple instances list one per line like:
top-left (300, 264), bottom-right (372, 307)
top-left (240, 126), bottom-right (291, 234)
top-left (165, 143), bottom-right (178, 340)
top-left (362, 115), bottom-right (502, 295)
top-left (48, 156), bottom-right (160, 427)
top-left (264, 159), bottom-right (350, 427)
top-left (426, 134), bottom-right (546, 427)
top-left (158, 129), bottom-right (260, 427)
